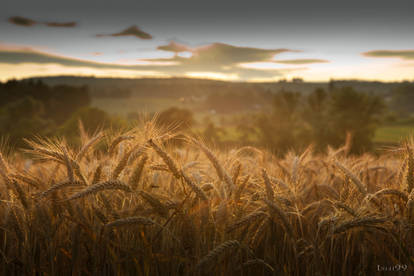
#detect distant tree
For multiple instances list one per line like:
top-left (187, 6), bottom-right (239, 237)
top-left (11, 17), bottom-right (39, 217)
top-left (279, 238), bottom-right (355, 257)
top-left (59, 107), bottom-right (126, 144)
top-left (44, 85), bottom-right (91, 124)
top-left (302, 88), bottom-right (331, 151)
top-left (0, 97), bottom-right (55, 147)
top-left (390, 84), bottom-right (414, 116)
top-left (205, 90), bottom-right (270, 113)
top-left (0, 80), bottom-right (91, 124)
top-left (157, 107), bottom-right (195, 132)
top-left (327, 87), bottom-right (385, 153)
top-left (253, 88), bottom-right (385, 154)
top-left (202, 117), bottom-right (226, 144)
top-left (256, 90), bottom-right (304, 155)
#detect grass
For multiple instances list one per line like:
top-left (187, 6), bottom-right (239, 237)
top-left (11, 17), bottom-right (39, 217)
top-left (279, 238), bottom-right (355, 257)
top-left (1, 119), bottom-right (414, 275)
top-left (374, 125), bottom-right (414, 143)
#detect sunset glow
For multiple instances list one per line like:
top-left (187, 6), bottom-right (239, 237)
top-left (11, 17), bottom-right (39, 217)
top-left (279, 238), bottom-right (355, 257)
top-left (1, 0), bottom-right (413, 82)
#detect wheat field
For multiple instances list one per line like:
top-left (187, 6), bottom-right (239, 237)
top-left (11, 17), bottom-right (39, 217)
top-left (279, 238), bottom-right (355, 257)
top-left (0, 119), bottom-right (413, 275)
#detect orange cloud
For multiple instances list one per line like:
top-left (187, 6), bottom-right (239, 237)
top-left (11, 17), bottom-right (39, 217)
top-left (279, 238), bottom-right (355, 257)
top-left (0, 42), bottom-right (314, 81)
top-left (363, 50), bottom-right (414, 60)
top-left (274, 59), bottom-right (329, 64)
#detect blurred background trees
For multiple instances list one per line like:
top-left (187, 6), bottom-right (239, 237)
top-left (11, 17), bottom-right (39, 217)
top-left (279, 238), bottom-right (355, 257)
top-left (254, 87), bottom-right (385, 155)
top-left (0, 78), bottom-right (396, 154)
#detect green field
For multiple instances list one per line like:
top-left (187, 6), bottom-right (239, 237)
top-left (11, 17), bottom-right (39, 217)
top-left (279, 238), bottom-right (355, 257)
top-left (91, 97), bottom-right (188, 116)
top-left (374, 125), bottom-right (414, 143)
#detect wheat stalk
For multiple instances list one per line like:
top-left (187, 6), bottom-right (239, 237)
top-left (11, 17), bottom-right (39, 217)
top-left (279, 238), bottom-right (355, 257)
top-left (195, 240), bottom-right (240, 271)
top-left (108, 135), bottom-right (135, 156)
top-left (140, 190), bottom-right (169, 217)
top-left (111, 149), bottom-right (132, 179)
top-left (182, 172), bottom-right (208, 201)
top-left (129, 154), bottom-right (148, 190)
top-left (335, 160), bottom-right (367, 195)
top-left (105, 216), bottom-right (155, 229)
top-left (12, 180), bottom-right (29, 210)
top-left (333, 217), bottom-right (388, 234)
top-left (261, 169), bottom-right (274, 202)
top-left (191, 138), bottom-right (234, 193)
top-left (264, 199), bottom-right (294, 237)
top-left (92, 164), bottom-right (103, 184)
top-left (148, 139), bottom-right (181, 179)
top-left (226, 211), bottom-right (267, 232)
top-left (405, 144), bottom-right (414, 193)
top-left (373, 188), bottom-right (408, 202)
top-left (76, 132), bottom-right (104, 161)
top-left (66, 180), bottom-right (131, 201)
top-left (37, 180), bottom-right (83, 198)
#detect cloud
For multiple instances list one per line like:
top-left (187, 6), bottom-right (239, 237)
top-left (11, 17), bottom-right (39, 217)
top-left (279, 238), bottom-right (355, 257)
top-left (157, 41), bottom-right (191, 53)
top-left (363, 50), bottom-right (414, 60)
top-left (97, 25), bottom-right (152, 39)
top-left (142, 42), bottom-right (300, 79)
top-left (8, 16), bottom-right (77, 28)
top-left (274, 59), bottom-right (329, 64)
top-left (8, 16), bottom-right (36, 27)
top-left (149, 41), bottom-right (294, 65)
top-left (0, 44), bottom-right (169, 71)
top-left (0, 42), bottom-right (312, 80)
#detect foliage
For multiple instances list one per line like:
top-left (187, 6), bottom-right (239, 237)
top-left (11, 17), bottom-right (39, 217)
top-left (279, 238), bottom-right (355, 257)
top-left (0, 97), bottom-right (55, 147)
top-left (201, 117), bottom-right (226, 144)
top-left (59, 107), bottom-right (127, 144)
top-left (327, 87), bottom-right (385, 153)
top-left (0, 79), bottom-right (91, 124)
top-left (157, 107), bottom-right (195, 131)
top-left (205, 90), bottom-right (271, 113)
top-left (390, 83), bottom-right (414, 116)
top-left (255, 87), bottom-right (385, 154)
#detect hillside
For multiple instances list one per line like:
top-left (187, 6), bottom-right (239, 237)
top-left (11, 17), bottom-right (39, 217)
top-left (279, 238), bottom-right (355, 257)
top-left (25, 76), bottom-right (411, 98)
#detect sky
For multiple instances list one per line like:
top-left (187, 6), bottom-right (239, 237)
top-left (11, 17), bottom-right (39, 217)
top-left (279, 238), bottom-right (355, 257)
top-left (1, 0), bottom-right (414, 82)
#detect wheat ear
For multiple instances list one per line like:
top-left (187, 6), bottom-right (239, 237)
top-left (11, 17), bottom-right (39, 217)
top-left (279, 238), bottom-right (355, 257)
top-left (192, 138), bottom-right (234, 193)
top-left (148, 139), bottom-right (181, 179)
top-left (195, 240), bottom-right (240, 271)
top-left (335, 160), bottom-right (367, 195)
top-left (129, 154), bottom-right (148, 190)
top-left (261, 169), bottom-right (274, 202)
top-left (333, 217), bottom-right (387, 234)
top-left (105, 216), bottom-right (155, 229)
top-left (226, 211), bottom-right (267, 232)
top-left (66, 180), bottom-right (131, 201)
top-left (108, 135), bottom-right (134, 156)
top-left (181, 172), bottom-right (208, 201)
top-left (264, 199), bottom-right (294, 237)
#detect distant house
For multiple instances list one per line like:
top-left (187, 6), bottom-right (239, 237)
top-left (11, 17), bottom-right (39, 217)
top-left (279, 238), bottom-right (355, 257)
top-left (292, 77), bottom-right (304, 83)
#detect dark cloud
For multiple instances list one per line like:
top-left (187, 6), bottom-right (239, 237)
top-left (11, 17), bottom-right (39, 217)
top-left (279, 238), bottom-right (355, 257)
top-left (8, 16), bottom-right (37, 27)
top-left (363, 50), bottom-right (414, 60)
top-left (274, 59), bottom-right (329, 64)
top-left (97, 25), bottom-right (152, 39)
top-left (8, 16), bottom-right (77, 28)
